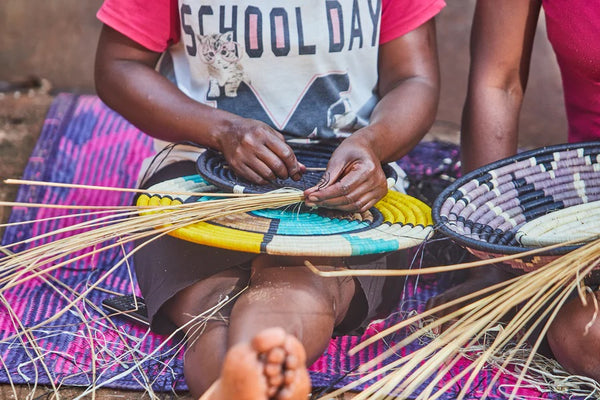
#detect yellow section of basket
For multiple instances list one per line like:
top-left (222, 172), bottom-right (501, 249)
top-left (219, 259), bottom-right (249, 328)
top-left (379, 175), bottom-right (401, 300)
top-left (136, 193), bottom-right (264, 253)
top-left (376, 191), bottom-right (433, 226)
top-left (136, 190), bottom-right (432, 254)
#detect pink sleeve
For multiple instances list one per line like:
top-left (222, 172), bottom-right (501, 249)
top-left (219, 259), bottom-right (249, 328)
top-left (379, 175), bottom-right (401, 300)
top-left (380, 0), bottom-right (446, 44)
top-left (97, 0), bottom-right (180, 52)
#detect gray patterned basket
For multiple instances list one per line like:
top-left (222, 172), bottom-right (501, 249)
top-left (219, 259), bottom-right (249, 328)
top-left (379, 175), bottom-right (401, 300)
top-left (432, 142), bottom-right (600, 273)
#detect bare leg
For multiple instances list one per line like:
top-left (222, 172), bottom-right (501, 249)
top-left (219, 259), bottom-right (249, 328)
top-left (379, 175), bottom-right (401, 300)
top-left (227, 255), bottom-right (357, 364)
top-left (547, 290), bottom-right (600, 381)
top-left (164, 255), bottom-right (356, 399)
top-left (161, 268), bottom-right (250, 398)
top-left (201, 327), bottom-right (311, 400)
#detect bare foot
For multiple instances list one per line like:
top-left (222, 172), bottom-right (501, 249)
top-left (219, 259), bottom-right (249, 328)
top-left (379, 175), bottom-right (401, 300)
top-left (202, 327), bottom-right (311, 400)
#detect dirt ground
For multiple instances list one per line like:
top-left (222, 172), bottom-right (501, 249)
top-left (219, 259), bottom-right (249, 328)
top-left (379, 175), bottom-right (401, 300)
top-left (0, 85), bottom-right (52, 231)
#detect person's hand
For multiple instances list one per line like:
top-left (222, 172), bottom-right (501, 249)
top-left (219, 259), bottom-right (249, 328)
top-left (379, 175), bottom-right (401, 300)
top-left (217, 117), bottom-right (305, 185)
top-left (304, 135), bottom-right (388, 213)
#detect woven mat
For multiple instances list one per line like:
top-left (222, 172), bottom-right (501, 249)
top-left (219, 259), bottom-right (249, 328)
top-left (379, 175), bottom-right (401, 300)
top-left (0, 93), bottom-right (566, 399)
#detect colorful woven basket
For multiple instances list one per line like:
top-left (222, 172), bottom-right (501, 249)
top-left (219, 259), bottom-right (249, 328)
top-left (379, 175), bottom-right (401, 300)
top-left (137, 174), bottom-right (433, 256)
top-left (196, 141), bottom-right (398, 194)
top-left (432, 141), bottom-right (600, 272)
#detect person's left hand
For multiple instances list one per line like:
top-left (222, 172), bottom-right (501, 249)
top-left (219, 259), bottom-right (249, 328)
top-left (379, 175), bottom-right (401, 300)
top-left (304, 135), bottom-right (388, 213)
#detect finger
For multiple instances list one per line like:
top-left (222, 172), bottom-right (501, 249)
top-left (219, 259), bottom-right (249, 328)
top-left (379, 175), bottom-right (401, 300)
top-left (306, 181), bottom-right (367, 211)
top-left (306, 167), bottom-right (365, 202)
top-left (265, 138), bottom-right (303, 180)
top-left (256, 148), bottom-right (293, 180)
top-left (316, 195), bottom-right (375, 212)
top-left (235, 160), bottom-right (273, 185)
top-left (311, 191), bottom-right (372, 212)
top-left (307, 177), bottom-right (387, 212)
top-left (295, 161), bottom-right (307, 180)
top-left (304, 167), bottom-right (348, 200)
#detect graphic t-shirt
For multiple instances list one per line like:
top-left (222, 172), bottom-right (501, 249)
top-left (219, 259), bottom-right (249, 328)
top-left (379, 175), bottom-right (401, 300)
top-left (170, 1), bottom-right (383, 139)
top-left (97, 0), bottom-right (445, 175)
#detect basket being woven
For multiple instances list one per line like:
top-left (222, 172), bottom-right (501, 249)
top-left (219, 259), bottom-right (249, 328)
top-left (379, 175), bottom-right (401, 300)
top-left (196, 141), bottom-right (399, 194)
top-left (137, 174), bottom-right (433, 257)
top-left (432, 141), bottom-right (600, 273)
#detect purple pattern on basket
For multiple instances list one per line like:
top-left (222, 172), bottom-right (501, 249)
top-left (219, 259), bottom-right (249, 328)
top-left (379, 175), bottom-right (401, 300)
top-left (0, 94), bottom-right (567, 398)
top-left (439, 146), bottom-right (600, 248)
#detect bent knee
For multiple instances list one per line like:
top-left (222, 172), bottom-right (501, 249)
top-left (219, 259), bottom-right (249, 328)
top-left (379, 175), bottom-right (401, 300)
top-left (249, 258), bottom-right (356, 322)
top-left (251, 257), bottom-right (354, 296)
top-left (163, 268), bottom-right (250, 329)
top-left (547, 294), bottom-right (600, 380)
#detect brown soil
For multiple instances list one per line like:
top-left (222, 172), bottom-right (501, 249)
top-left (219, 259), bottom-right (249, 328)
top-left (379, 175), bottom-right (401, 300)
top-left (0, 86), bottom-right (52, 231)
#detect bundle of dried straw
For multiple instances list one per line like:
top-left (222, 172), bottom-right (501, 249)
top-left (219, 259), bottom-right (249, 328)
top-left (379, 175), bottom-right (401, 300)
top-left (308, 237), bottom-right (600, 399)
top-left (2, 178), bottom-right (598, 399)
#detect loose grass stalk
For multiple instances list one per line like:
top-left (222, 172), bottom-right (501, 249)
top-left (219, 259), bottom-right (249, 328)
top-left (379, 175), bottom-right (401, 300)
top-left (3, 178), bottom-right (262, 198)
top-left (347, 272), bottom-right (522, 357)
top-left (5, 179), bottom-right (598, 399)
top-left (323, 238), bottom-right (600, 399)
top-left (0, 293), bottom-right (58, 398)
top-left (305, 237), bottom-right (578, 278)
top-left (0, 182), bottom-right (305, 398)
top-left (0, 190), bottom-right (304, 292)
top-left (25, 259), bottom-right (158, 397)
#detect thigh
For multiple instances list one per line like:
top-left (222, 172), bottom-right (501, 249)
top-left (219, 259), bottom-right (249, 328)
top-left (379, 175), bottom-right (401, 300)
top-left (133, 234), bottom-right (255, 335)
top-left (249, 255), bottom-right (357, 324)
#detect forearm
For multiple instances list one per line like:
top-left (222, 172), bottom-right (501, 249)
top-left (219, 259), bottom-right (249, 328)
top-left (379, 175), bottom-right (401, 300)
top-left (95, 25), bottom-right (300, 184)
top-left (303, 16), bottom-right (439, 212)
top-left (350, 18), bottom-right (439, 164)
top-left (304, 76), bottom-right (437, 211)
top-left (94, 24), bottom-right (243, 151)
top-left (460, 0), bottom-right (541, 173)
top-left (352, 75), bottom-right (438, 164)
top-left (461, 86), bottom-right (521, 173)
top-left (95, 59), bottom-right (239, 151)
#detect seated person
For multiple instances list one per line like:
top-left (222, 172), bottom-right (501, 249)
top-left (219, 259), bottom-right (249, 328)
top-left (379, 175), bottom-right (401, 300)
top-left (94, 0), bottom-right (445, 398)
top-left (433, 0), bottom-right (600, 383)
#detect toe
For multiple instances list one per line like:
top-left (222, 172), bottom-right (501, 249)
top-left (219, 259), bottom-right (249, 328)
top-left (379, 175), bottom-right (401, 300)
top-left (252, 327), bottom-right (287, 353)
top-left (266, 346), bottom-right (286, 364)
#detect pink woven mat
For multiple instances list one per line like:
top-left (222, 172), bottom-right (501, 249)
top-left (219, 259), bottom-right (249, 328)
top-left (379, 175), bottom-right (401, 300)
top-left (0, 93), bottom-right (566, 398)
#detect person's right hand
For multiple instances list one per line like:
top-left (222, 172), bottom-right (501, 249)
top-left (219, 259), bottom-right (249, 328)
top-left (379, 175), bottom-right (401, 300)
top-left (217, 118), bottom-right (305, 185)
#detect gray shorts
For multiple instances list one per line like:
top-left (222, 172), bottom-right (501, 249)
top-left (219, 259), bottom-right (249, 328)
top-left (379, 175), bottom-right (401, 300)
top-left (134, 161), bottom-right (408, 336)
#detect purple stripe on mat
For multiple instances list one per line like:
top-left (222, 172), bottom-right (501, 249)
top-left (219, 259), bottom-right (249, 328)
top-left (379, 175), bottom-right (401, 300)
top-left (0, 94), bottom-right (568, 399)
